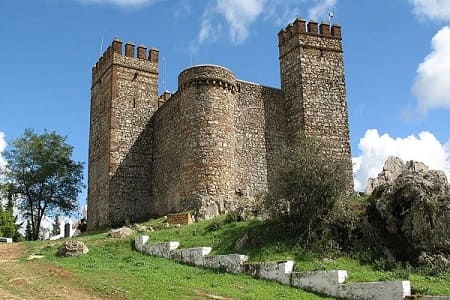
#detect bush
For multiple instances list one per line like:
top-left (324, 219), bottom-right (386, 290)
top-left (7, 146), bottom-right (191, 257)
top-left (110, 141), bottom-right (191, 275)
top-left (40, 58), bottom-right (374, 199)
top-left (0, 207), bottom-right (15, 238)
top-left (264, 138), bottom-right (351, 240)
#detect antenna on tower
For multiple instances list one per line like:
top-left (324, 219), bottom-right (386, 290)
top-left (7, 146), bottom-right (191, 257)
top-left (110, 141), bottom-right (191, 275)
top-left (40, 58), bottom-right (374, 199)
top-left (328, 11), bottom-right (334, 24)
top-left (100, 35), bottom-right (104, 55)
top-left (163, 56), bottom-right (167, 92)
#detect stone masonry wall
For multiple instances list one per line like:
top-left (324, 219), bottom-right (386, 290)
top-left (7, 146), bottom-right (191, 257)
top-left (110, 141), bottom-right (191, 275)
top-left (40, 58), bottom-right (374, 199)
top-left (88, 56), bottom-right (112, 229)
top-left (151, 66), bottom-right (285, 218)
top-left (151, 91), bottom-right (183, 215)
top-left (279, 19), bottom-right (353, 189)
top-left (88, 39), bottom-right (159, 229)
top-left (152, 65), bottom-right (238, 217)
top-left (234, 81), bottom-right (285, 201)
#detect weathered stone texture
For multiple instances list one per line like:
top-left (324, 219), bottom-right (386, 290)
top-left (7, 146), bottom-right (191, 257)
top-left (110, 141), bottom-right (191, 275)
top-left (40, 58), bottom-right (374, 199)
top-left (88, 39), bottom-right (158, 229)
top-left (88, 19), bottom-right (353, 229)
top-left (279, 19), bottom-right (353, 189)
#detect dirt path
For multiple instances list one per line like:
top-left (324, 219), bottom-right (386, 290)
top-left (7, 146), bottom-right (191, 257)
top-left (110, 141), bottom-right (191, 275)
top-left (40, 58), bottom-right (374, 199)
top-left (0, 243), bottom-right (109, 300)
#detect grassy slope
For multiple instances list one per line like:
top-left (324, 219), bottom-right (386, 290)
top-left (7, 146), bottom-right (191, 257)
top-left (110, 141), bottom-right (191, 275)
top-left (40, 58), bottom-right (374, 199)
top-left (27, 216), bottom-right (449, 299)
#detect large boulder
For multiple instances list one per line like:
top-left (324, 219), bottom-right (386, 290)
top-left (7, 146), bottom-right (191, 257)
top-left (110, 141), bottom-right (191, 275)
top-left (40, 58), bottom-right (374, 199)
top-left (58, 240), bottom-right (89, 257)
top-left (367, 158), bottom-right (450, 264)
top-left (365, 156), bottom-right (405, 195)
top-left (109, 226), bottom-right (134, 238)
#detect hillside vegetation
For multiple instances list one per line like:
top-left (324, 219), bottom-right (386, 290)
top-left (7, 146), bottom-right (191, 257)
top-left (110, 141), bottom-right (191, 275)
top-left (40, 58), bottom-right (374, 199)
top-left (5, 215), bottom-right (448, 299)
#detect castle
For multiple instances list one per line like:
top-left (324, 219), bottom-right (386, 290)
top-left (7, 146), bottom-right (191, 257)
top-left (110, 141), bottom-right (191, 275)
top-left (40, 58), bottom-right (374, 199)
top-left (87, 18), bottom-right (353, 230)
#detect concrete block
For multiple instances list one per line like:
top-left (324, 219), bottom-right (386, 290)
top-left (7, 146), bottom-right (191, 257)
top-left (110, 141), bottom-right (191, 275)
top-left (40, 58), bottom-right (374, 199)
top-left (291, 270), bottom-right (347, 297)
top-left (338, 280), bottom-right (411, 300)
top-left (203, 254), bottom-right (249, 274)
top-left (134, 235), bottom-right (149, 252)
top-left (142, 241), bottom-right (180, 258)
top-left (407, 297), bottom-right (450, 300)
top-left (244, 260), bottom-right (294, 284)
top-left (0, 237), bottom-right (13, 243)
top-left (170, 247), bottom-right (212, 266)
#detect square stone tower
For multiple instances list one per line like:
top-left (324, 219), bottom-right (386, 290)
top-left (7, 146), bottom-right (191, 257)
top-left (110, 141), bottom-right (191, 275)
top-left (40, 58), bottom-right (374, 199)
top-left (88, 39), bottom-right (159, 229)
top-left (278, 19), bottom-right (353, 185)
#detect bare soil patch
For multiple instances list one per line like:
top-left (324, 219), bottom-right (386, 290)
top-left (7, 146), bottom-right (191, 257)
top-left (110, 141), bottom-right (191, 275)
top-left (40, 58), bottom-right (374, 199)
top-left (0, 243), bottom-right (110, 300)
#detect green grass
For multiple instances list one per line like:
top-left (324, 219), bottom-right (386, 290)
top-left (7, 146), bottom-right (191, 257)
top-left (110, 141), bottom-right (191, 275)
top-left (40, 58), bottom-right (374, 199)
top-left (25, 216), bottom-right (450, 299)
top-left (29, 235), bottom-right (329, 299)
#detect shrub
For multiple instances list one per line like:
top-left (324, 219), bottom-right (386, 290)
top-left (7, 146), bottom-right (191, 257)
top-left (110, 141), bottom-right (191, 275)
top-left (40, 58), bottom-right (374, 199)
top-left (0, 207), bottom-right (15, 238)
top-left (263, 137), bottom-right (351, 240)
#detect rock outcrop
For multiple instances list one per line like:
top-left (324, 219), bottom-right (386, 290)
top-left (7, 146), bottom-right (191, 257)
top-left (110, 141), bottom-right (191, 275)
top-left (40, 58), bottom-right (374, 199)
top-left (365, 156), bottom-right (406, 195)
top-left (366, 157), bottom-right (450, 266)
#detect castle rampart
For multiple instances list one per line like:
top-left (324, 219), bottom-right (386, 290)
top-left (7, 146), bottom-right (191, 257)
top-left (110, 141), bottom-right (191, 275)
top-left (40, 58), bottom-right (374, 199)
top-left (88, 18), bottom-right (353, 229)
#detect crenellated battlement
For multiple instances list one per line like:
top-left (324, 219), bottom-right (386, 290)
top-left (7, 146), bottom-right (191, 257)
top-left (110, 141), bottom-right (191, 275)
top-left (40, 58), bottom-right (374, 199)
top-left (92, 38), bottom-right (159, 83)
top-left (178, 65), bottom-right (238, 93)
top-left (278, 18), bottom-right (342, 47)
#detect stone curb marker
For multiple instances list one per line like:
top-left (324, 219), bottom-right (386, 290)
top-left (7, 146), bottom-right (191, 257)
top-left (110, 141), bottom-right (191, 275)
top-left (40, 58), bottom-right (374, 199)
top-left (0, 237), bottom-right (13, 243)
top-left (135, 236), bottom-right (411, 300)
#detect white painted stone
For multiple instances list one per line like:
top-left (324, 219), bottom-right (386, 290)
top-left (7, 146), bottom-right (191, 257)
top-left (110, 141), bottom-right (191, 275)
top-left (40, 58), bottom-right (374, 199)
top-left (170, 247), bottom-right (212, 266)
top-left (291, 270), bottom-right (347, 297)
top-left (134, 235), bottom-right (149, 252)
top-left (244, 260), bottom-right (294, 285)
top-left (142, 241), bottom-right (180, 258)
top-left (338, 280), bottom-right (411, 300)
top-left (413, 297), bottom-right (450, 300)
top-left (203, 254), bottom-right (249, 273)
top-left (133, 239), bottom-right (417, 300)
top-left (0, 237), bottom-right (13, 243)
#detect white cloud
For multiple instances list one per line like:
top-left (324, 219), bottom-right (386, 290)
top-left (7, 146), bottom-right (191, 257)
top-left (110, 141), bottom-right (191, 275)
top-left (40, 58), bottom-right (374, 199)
top-left (0, 131), bottom-right (7, 170)
top-left (217, 0), bottom-right (266, 44)
top-left (198, 0), bottom-right (266, 44)
top-left (198, 4), bottom-right (222, 44)
top-left (410, 0), bottom-right (450, 21)
top-left (174, 0), bottom-right (191, 18)
top-left (74, 0), bottom-right (159, 8)
top-left (308, 0), bottom-right (336, 21)
top-left (352, 129), bottom-right (450, 191)
top-left (412, 26), bottom-right (450, 114)
top-left (198, 0), bottom-right (337, 45)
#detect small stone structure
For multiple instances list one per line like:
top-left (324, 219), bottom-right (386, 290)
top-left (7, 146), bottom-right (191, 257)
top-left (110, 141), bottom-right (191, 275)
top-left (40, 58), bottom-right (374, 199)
top-left (0, 237), bottom-right (13, 243)
top-left (87, 17), bottom-right (354, 230)
top-left (135, 235), bottom-right (411, 300)
top-left (167, 213), bottom-right (193, 225)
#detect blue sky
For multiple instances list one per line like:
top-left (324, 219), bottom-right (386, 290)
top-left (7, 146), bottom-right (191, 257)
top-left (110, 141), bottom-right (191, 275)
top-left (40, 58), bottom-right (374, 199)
top-left (1, 0), bottom-right (449, 210)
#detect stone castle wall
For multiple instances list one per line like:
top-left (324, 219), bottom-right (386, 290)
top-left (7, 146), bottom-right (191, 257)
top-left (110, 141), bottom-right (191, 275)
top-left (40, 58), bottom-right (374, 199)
top-left (88, 18), bottom-right (353, 229)
top-left (151, 66), bottom-right (284, 217)
top-left (279, 19), bottom-right (353, 185)
top-left (88, 40), bottom-right (160, 229)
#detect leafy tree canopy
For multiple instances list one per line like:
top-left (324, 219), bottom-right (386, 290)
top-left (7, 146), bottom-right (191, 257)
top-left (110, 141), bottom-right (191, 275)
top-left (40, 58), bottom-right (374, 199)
top-left (0, 129), bottom-right (84, 240)
top-left (264, 137), bottom-right (350, 238)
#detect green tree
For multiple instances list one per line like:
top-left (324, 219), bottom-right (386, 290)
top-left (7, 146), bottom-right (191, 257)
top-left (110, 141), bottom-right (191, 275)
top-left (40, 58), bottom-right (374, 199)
top-left (0, 204), bottom-right (15, 238)
top-left (25, 220), bottom-right (33, 241)
top-left (1, 129), bottom-right (84, 240)
top-left (264, 137), bottom-right (350, 240)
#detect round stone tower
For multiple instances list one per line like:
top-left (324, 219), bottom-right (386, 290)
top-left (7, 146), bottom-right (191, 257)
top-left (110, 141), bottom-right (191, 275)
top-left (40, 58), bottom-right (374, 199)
top-left (177, 65), bottom-right (237, 215)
